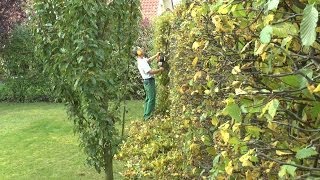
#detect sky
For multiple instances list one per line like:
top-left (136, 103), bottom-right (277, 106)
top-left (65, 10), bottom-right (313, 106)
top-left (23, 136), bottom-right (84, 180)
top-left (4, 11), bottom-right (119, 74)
top-left (172, 0), bottom-right (181, 6)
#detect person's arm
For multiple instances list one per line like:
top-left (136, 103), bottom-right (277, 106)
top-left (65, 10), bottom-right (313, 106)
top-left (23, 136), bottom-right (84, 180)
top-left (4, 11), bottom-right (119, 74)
top-left (147, 52), bottom-right (160, 63)
top-left (148, 67), bottom-right (164, 75)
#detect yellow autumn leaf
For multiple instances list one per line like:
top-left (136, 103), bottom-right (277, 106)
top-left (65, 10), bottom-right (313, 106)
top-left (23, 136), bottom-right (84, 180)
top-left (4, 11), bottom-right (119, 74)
top-left (312, 41), bottom-right (320, 50)
top-left (231, 66), bottom-right (241, 74)
top-left (267, 121), bottom-right (278, 131)
top-left (313, 84), bottom-right (320, 93)
top-left (182, 105), bottom-right (186, 112)
top-left (191, 9), bottom-right (197, 18)
top-left (244, 135), bottom-right (251, 141)
top-left (206, 147), bottom-right (216, 156)
top-left (193, 71), bottom-right (203, 81)
top-left (242, 160), bottom-right (253, 167)
top-left (219, 122), bottom-right (230, 130)
top-left (292, 39), bottom-right (301, 51)
top-left (232, 81), bottom-right (241, 87)
top-left (218, 4), bottom-right (230, 15)
top-left (235, 88), bottom-right (247, 95)
top-left (239, 150), bottom-right (254, 167)
top-left (212, 15), bottom-right (223, 32)
top-left (220, 130), bottom-right (230, 143)
top-left (254, 41), bottom-right (267, 55)
top-left (225, 160), bottom-right (234, 175)
top-left (214, 87), bottom-right (219, 92)
top-left (189, 143), bottom-right (200, 153)
top-left (221, 151), bottom-right (228, 157)
top-left (183, 119), bottom-right (189, 126)
top-left (263, 14), bottom-right (274, 25)
top-left (241, 40), bottom-right (253, 53)
top-left (239, 153), bottom-right (250, 163)
top-left (211, 117), bottom-right (219, 126)
top-left (232, 123), bottom-right (241, 132)
top-left (261, 52), bottom-right (267, 61)
top-left (245, 169), bottom-right (260, 180)
top-left (192, 167), bottom-right (197, 174)
top-left (204, 89), bottom-right (211, 95)
top-left (307, 84), bottom-right (315, 93)
top-left (192, 57), bottom-right (199, 67)
top-left (269, 162), bottom-right (276, 168)
top-left (191, 90), bottom-right (199, 95)
top-left (271, 141), bottom-right (279, 147)
top-left (276, 150), bottom-right (293, 156)
top-left (192, 41), bottom-right (201, 50)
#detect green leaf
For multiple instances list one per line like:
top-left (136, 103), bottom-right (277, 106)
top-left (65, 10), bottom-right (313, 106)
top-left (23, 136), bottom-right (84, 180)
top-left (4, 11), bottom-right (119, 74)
top-left (281, 75), bottom-right (302, 88)
top-left (265, 0), bottom-right (280, 12)
top-left (232, 4), bottom-right (246, 17)
top-left (278, 165), bottom-right (297, 178)
top-left (223, 103), bottom-right (242, 122)
top-left (261, 99), bottom-right (280, 120)
top-left (300, 4), bottom-right (318, 46)
top-left (309, 0), bottom-right (320, 5)
top-left (260, 25), bottom-right (273, 44)
top-left (245, 126), bottom-right (263, 138)
top-left (281, 69), bottom-right (313, 89)
top-left (212, 154), bottom-right (221, 166)
top-left (268, 99), bottom-right (279, 119)
top-left (310, 102), bottom-right (320, 120)
top-left (273, 23), bottom-right (298, 38)
top-left (296, 147), bottom-right (318, 159)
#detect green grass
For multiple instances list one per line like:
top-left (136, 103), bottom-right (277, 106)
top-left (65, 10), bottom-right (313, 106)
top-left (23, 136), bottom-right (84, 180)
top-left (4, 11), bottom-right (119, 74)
top-left (0, 101), bottom-right (143, 179)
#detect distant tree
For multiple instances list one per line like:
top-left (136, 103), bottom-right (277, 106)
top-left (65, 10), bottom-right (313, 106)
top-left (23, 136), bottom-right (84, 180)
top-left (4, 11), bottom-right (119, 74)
top-left (0, 0), bottom-right (26, 49)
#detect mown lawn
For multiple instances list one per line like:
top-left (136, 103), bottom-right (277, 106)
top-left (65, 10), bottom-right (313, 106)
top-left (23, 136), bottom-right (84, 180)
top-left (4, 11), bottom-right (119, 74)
top-left (0, 101), bottom-right (143, 179)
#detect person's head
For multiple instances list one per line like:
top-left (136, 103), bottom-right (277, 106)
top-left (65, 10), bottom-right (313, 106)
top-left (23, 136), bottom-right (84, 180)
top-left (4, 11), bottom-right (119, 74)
top-left (136, 48), bottom-right (144, 57)
top-left (157, 53), bottom-right (165, 62)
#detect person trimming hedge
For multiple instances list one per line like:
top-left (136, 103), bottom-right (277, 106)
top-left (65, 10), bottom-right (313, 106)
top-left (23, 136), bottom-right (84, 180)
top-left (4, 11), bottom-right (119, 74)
top-left (135, 48), bottom-right (164, 120)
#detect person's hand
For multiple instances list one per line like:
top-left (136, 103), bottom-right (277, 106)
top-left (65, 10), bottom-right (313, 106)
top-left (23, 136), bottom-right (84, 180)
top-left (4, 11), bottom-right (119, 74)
top-left (159, 67), bottom-right (164, 72)
top-left (156, 52), bottom-right (160, 57)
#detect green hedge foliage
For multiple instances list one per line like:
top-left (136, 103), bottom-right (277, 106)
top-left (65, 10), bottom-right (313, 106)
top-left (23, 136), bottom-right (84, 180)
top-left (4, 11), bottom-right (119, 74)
top-left (121, 0), bottom-right (320, 179)
top-left (0, 25), bottom-right (55, 102)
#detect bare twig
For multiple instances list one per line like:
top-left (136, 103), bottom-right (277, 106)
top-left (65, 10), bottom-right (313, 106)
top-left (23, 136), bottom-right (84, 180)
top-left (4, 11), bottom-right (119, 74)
top-left (258, 152), bottom-right (320, 171)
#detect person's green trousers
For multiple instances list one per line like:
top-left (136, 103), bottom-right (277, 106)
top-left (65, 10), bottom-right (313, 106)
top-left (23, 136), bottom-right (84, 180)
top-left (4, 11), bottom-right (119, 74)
top-left (143, 78), bottom-right (156, 120)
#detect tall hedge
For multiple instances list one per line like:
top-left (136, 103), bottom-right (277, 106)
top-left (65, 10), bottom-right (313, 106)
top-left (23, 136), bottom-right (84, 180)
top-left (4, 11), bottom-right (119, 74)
top-left (153, 11), bottom-right (173, 115)
top-left (119, 0), bottom-right (320, 179)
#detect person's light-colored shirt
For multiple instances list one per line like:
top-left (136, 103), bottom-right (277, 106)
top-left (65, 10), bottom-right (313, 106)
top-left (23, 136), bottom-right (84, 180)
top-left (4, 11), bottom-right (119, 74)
top-left (137, 57), bottom-right (153, 79)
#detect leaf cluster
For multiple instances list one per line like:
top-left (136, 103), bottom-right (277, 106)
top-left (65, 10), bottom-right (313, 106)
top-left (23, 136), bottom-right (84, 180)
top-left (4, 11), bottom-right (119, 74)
top-left (117, 118), bottom-right (196, 179)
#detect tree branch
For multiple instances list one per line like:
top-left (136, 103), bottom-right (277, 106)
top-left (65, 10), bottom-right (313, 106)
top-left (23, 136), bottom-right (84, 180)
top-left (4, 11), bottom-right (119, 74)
top-left (257, 152), bottom-right (320, 171)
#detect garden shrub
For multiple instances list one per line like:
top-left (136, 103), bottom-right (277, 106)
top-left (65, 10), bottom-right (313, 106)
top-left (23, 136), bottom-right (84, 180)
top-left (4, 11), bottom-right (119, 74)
top-left (0, 25), bottom-right (54, 102)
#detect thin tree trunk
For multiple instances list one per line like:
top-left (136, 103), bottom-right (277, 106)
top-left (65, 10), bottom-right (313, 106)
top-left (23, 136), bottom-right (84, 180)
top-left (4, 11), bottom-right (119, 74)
top-left (104, 141), bottom-right (113, 180)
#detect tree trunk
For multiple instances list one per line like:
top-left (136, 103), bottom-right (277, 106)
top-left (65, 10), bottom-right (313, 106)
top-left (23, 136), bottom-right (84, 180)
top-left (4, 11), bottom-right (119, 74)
top-left (104, 142), bottom-right (113, 180)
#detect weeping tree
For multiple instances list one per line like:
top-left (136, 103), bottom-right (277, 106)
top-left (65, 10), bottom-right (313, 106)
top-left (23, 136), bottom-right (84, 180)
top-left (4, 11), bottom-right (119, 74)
top-left (33, 0), bottom-right (140, 179)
